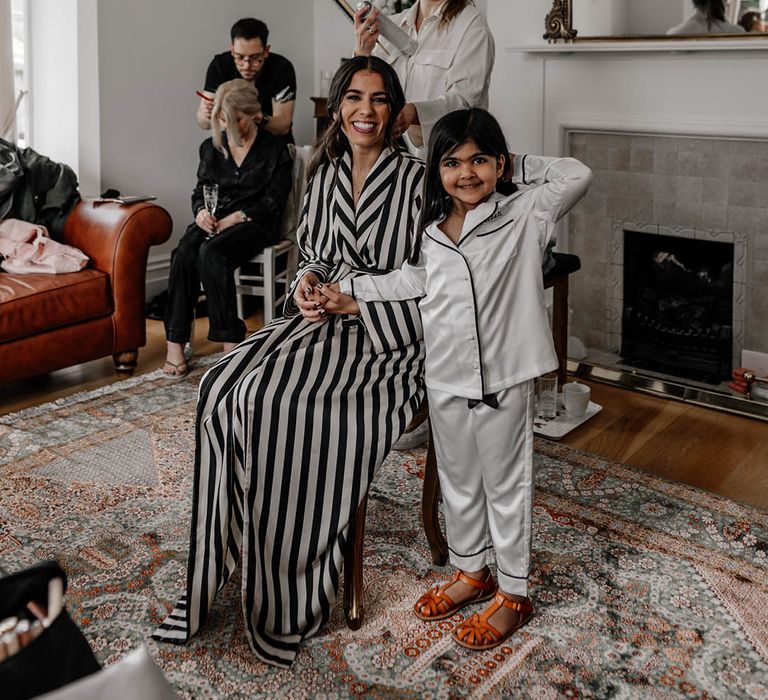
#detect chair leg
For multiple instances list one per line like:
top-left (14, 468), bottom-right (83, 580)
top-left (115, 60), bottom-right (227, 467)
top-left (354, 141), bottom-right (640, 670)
top-left (234, 268), bottom-right (245, 320)
top-left (263, 247), bottom-right (276, 324)
top-left (551, 275), bottom-right (569, 386)
top-left (422, 423), bottom-right (448, 566)
top-left (344, 493), bottom-right (367, 630)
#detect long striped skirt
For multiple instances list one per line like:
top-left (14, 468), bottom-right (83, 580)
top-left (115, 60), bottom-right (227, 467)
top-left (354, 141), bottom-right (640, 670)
top-left (152, 314), bottom-right (424, 667)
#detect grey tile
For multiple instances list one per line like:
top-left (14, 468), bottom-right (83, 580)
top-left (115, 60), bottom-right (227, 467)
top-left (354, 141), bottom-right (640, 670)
top-left (653, 136), bottom-right (679, 153)
top-left (727, 181), bottom-right (768, 209)
top-left (730, 140), bottom-right (768, 158)
top-left (752, 233), bottom-right (768, 262)
top-left (569, 132), bottom-right (588, 148)
top-left (631, 135), bottom-right (655, 150)
top-left (702, 178), bottom-right (728, 206)
top-left (653, 150), bottom-right (679, 176)
top-left (595, 171), bottom-right (652, 196)
top-left (580, 190), bottom-right (608, 217)
top-left (727, 206), bottom-right (768, 236)
top-left (728, 155), bottom-right (768, 182)
top-left (607, 195), bottom-right (654, 221)
top-left (630, 148), bottom-right (654, 173)
top-left (679, 138), bottom-right (730, 155)
top-left (697, 204), bottom-right (728, 231)
top-left (584, 133), bottom-right (630, 149)
top-left (586, 146), bottom-right (632, 171)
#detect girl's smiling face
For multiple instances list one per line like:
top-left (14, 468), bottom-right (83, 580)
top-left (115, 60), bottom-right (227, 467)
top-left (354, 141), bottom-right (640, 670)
top-left (338, 70), bottom-right (391, 150)
top-left (439, 139), bottom-right (505, 211)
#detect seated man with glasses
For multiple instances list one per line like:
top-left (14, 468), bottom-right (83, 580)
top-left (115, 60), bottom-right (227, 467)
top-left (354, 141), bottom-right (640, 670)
top-left (197, 18), bottom-right (296, 143)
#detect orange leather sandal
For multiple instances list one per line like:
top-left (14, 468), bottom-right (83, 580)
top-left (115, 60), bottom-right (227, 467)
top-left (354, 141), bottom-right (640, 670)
top-left (413, 570), bottom-right (497, 621)
top-left (451, 591), bottom-right (533, 650)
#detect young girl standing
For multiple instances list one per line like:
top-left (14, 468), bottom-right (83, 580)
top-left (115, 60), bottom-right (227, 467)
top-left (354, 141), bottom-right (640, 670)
top-left (320, 108), bottom-right (592, 650)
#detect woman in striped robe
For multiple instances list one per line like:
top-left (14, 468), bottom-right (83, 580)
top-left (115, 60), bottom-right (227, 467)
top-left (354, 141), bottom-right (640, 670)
top-left (153, 56), bottom-right (425, 667)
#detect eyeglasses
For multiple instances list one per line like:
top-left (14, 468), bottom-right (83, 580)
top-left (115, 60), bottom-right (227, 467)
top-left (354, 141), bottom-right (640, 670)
top-left (231, 52), bottom-right (265, 67)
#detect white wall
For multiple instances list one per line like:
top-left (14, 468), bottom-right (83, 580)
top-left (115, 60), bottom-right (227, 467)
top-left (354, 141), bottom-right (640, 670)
top-left (90, 0), bottom-right (316, 293)
top-left (314, 0), bottom-right (351, 95)
top-left (29, 0), bottom-right (78, 171)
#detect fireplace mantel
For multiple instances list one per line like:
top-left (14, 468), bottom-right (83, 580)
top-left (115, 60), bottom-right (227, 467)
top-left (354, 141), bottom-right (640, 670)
top-left (510, 38), bottom-right (768, 54)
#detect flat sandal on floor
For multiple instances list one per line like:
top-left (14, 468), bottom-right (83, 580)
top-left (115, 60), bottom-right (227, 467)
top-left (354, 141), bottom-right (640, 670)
top-left (451, 591), bottom-right (534, 650)
top-left (413, 570), bottom-right (497, 621)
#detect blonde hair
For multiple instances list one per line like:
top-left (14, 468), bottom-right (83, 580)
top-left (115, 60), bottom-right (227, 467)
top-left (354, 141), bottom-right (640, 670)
top-left (211, 79), bottom-right (262, 156)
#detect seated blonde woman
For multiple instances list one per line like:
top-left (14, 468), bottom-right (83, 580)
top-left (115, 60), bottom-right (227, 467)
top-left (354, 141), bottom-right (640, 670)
top-left (163, 79), bottom-right (293, 377)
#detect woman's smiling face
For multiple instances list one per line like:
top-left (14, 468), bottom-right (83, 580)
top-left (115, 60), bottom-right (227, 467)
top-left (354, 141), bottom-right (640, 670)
top-left (338, 70), bottom-right (391, 150)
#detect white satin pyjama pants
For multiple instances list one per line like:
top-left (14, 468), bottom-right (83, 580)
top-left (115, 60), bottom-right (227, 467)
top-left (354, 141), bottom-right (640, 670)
top-left (427, 381), bottom-right (535, 596)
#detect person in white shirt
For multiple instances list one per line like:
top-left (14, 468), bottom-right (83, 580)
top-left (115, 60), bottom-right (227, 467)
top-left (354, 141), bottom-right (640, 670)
top-left (317, 108), bottom-right (593, 650)
top-left (354, 0), bottom-right (495, 159)
top-left (667, 0), bottom-right (745, 35)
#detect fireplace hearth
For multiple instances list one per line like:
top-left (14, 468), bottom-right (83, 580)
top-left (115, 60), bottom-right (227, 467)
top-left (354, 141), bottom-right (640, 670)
top-left (620, 230), bottom-right (733, 384)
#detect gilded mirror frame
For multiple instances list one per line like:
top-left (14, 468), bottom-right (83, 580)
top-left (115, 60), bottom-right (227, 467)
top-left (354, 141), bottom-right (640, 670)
top-left (543, 0), bottom-right (766, 42)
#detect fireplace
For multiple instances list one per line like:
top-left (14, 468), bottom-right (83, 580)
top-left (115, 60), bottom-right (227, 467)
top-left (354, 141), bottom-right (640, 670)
top-left (620, 229), bottom-right (733, 384)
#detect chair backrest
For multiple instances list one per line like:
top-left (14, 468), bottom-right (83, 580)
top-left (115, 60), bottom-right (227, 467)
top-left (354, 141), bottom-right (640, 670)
top-left (279, 144), bottom-right (312, 244)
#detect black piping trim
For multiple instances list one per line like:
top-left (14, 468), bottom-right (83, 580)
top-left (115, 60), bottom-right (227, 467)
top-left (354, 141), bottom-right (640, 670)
top-left (448, 543), bottom-right (493, 558)
top-left (457, 201), bottom-right (499, 247)
top-left (475, 217), bottom-right (515, 238)
top-left (521, 155), bottom-right (528, 185)
top-left (496, 566), bottom-right (530, 580)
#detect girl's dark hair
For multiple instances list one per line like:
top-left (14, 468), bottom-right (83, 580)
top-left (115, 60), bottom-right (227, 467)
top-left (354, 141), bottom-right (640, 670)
top-left (306, 56), bottom-right (406, 179)
top-left (692, 0), bottom-right (726, 25)
top-left (411, 108), bottom-right (510, 262)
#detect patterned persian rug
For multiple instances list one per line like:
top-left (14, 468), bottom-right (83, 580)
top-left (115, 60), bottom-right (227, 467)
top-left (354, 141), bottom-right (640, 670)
top-left (1, 363), bottom-right (767, 699)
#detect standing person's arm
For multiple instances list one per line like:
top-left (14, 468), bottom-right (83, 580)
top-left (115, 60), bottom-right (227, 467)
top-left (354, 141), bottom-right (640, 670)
top-left (394, 15), bottom-right (495, 138)
top-left (196, 59), bottom-right (221, 130)
top-left (261, 60), bottom-right (297, 137)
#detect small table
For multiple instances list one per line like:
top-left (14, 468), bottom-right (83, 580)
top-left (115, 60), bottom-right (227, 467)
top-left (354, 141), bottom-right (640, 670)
top-left (310, 96), bottom-right (331, 139)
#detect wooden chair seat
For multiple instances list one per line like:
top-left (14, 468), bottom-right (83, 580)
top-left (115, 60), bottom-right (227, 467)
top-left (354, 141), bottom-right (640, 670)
top-left (342, 253), bottom-right (581, 629)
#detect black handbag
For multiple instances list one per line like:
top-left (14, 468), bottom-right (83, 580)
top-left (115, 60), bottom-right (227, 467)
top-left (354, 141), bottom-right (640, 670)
top-left (0, 561), bottom-right (101, 700)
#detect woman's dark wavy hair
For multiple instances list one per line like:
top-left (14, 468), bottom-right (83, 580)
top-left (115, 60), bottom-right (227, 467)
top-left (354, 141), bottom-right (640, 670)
top-left (411, 108), bottom-right (511, 263)
top-left (306, 56), bottom-right (406, 179)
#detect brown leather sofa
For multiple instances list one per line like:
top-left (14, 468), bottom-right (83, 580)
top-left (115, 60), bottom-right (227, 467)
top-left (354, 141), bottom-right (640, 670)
top-left (0, 199), bottom-right (172, 384)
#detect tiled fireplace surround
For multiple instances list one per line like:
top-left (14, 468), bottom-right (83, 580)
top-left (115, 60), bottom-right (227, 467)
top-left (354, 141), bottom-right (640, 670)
top-left (566, 131), bottom-right (768, 377)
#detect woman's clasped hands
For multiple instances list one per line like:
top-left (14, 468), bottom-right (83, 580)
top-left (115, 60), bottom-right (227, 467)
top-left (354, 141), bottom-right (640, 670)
top-left (294, 273), bottom-right (359, 322)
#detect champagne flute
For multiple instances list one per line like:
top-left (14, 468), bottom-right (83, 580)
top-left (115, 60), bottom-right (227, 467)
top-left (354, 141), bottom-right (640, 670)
top-left (203, 184), bottom-right (218, 239)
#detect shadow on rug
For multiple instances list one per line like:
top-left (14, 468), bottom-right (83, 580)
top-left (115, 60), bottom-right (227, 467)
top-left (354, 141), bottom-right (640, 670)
top-left (1, 364), bottom-right (767, 698)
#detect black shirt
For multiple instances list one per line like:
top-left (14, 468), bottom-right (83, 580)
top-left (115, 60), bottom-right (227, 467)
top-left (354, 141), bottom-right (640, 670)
top-left (191, 129), bottom-right (293, 230)
top-left (204, 52), bottom-right (296, 144)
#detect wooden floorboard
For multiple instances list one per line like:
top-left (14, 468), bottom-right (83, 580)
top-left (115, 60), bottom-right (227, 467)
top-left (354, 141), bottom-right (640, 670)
top-left (2, 316), bottom-right (767, 510)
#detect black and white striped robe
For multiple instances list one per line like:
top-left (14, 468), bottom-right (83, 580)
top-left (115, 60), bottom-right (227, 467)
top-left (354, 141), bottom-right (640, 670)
top-left (153, 147), bottom-right (426, 667)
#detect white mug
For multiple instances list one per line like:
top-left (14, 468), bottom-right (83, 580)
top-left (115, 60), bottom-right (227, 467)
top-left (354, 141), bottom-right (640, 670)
top-left (563, 381), bottom-right (591, 418)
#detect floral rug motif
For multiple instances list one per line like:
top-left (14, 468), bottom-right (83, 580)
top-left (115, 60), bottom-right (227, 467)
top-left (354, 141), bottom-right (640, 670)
top-left (1, 365), bottom-right (767, 698)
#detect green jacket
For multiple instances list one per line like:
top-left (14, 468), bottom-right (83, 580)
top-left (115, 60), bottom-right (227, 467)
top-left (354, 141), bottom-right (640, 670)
top-left (0, 137), bottom-right (80, 240)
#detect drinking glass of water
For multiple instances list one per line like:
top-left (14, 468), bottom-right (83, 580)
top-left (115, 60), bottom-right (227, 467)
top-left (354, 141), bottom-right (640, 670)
top-left (203, 184), bottom-right (218, 238)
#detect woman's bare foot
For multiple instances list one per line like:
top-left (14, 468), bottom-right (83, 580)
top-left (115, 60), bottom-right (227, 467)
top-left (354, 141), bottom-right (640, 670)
top-left (163, 341), bottom-right (189, 378)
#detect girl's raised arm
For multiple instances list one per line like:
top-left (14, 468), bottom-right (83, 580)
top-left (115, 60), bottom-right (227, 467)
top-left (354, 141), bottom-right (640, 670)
top-left (511, 154), bottom-right (593, 225)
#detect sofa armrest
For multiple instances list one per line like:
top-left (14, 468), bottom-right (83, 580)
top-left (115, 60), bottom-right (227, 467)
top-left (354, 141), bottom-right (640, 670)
top-left (61, 199), bottom-right (173, 352)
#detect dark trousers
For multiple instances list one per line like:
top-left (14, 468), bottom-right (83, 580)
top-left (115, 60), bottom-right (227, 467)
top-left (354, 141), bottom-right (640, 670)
top-left (164, 220), bottom-right (277, 344)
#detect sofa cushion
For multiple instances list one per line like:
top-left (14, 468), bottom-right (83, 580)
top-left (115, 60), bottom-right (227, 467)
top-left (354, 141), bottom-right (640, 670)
top-left (0, 270), bottom-right (112, 343)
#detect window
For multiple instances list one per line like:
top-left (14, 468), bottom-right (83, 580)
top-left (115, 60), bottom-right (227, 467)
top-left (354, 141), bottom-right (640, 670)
top-left (10, 0), bottom-right (29, 146)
